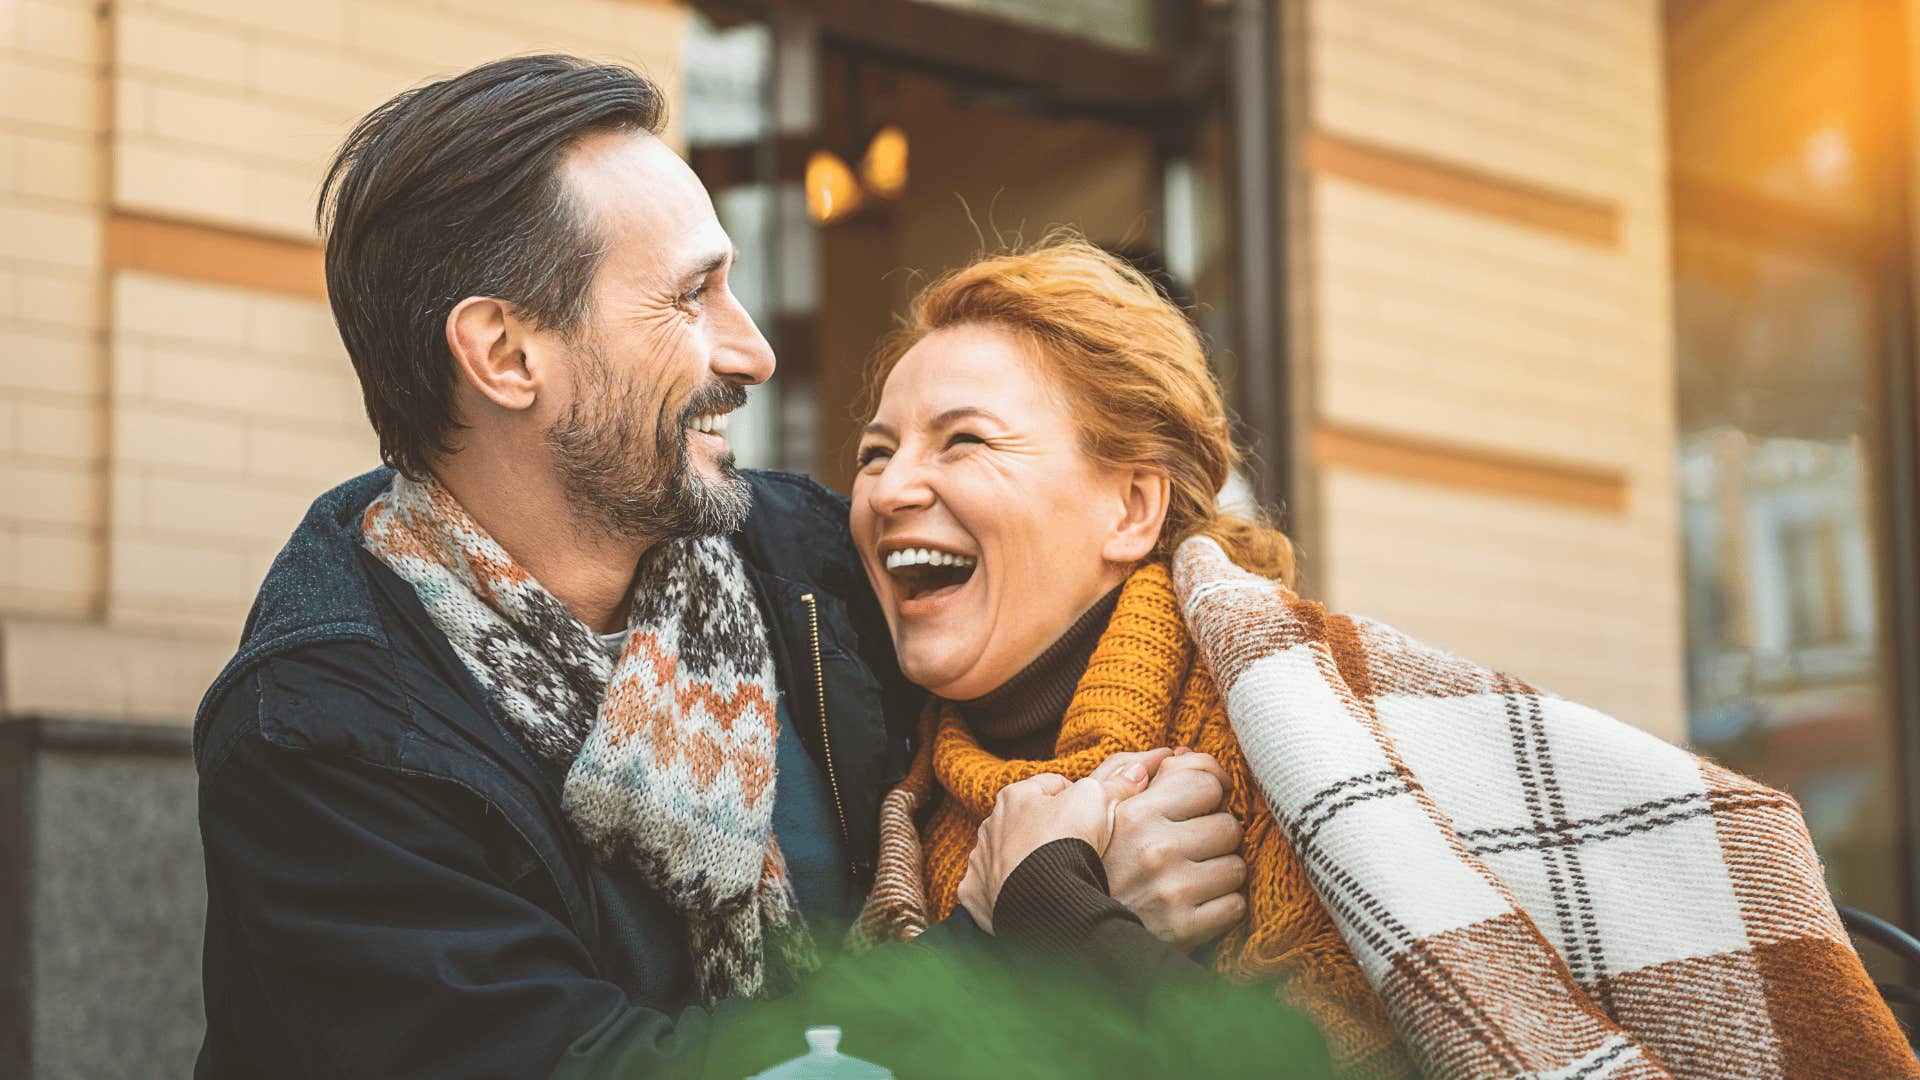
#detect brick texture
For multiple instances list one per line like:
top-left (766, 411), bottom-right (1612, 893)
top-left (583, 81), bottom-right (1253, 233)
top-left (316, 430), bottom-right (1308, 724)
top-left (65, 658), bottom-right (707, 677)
top-left (1295, 0), bottom-right (1685, 739)
top-left (0, 0), bottom-right (107, 620)
top-left (109, 0), bottom-right (689, 240)
top-left (108, 271), bottom-right (377, 635)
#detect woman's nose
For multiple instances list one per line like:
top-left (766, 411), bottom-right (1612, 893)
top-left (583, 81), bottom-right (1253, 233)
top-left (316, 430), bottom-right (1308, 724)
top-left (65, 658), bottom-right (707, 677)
top-left (864, 456), bottom-right (933, 517)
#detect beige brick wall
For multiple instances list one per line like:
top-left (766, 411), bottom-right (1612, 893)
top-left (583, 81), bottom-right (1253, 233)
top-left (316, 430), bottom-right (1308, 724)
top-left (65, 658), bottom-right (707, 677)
top-left (0, 0), bottom-right (110, 621)
top-left (111, 0), bottom-right (688, 239)
top-left (1295, 0), bottom-right (1686, 740)
top-left (108, 271), bottom-right (374, 635)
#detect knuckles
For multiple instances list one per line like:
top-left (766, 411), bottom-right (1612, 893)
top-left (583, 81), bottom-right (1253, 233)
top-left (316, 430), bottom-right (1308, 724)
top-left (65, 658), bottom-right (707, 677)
top-left (1137, 836), bottom-right (1176, 871)
top-left (1186, 770), bottom-right (1228, 807)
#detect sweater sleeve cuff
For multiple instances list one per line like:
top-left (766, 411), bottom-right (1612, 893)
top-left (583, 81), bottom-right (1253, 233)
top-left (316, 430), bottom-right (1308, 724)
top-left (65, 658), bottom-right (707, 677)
top-left (991, 837), bottom-right (1140, 951)
top-left (993, 838), bottom-right (1220, 1009)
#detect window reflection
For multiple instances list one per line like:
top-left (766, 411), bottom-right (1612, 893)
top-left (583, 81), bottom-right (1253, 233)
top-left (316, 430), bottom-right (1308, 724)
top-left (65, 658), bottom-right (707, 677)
top-left (1667, 0), bottom-right (1908, 946)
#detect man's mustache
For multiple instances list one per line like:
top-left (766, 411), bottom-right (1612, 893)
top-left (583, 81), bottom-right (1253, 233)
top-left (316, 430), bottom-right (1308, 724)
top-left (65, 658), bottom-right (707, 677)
top-left (677, 381), bottom-right (749, 427)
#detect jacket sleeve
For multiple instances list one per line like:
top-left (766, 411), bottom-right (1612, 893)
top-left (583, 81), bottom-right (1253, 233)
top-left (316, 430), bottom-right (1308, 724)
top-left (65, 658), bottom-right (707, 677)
top-left (198, 712), bottom-right (776, 1079)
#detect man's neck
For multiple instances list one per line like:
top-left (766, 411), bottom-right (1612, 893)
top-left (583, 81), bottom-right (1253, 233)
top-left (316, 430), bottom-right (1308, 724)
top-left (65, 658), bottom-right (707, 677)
top-left (433, 454), bottom-right (649, 634)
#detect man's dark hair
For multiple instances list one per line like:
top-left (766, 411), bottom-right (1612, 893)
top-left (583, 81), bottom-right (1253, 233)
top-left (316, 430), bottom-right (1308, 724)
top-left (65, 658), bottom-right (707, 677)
top-left (318, 54), bottom-right (667, 479)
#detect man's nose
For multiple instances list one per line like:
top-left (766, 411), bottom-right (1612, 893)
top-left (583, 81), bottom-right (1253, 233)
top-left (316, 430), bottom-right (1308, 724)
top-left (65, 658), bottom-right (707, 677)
top-left (712, 296), bottom-right (775, 386)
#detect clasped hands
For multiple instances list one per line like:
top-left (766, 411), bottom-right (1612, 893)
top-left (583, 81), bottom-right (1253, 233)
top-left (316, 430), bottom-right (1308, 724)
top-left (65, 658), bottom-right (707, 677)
top-left (956, 747), bottom-right (1248, 950)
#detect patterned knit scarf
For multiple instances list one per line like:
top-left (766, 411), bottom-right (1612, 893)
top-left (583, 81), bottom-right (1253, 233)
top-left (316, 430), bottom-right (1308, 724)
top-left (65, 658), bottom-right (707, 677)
top-left (859, 563), bottom-right (1414, 1079)
top-left (360, 473), bottom-right (813, 1005)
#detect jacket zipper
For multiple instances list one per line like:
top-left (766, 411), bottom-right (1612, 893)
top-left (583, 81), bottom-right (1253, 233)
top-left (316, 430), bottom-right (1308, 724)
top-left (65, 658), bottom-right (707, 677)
top-left (799, 593), bottom-right (852, 863)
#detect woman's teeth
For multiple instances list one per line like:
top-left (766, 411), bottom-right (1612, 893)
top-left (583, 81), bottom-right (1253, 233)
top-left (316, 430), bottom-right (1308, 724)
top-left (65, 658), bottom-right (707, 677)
top-left (689, 412), bottom-right (730, 435)
top-left (884, 548), bottom-right (977, 571)
top-left (884, 546), bottom-right (978, 604)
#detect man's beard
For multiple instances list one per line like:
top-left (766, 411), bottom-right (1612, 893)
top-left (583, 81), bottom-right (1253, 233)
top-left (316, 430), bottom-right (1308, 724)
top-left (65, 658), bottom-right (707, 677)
top-left (546, 341), bottom-right (753, 543)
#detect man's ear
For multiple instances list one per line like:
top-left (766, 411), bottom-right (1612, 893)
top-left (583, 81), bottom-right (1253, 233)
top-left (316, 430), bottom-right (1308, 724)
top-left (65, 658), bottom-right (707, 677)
top-left (1101, 467), bottom-right (1171, 565)
top-left (446, 296), bottom-right (539, 411)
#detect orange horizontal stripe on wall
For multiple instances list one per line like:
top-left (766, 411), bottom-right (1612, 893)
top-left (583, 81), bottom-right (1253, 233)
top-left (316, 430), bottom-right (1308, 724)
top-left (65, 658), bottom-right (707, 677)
top-left (1303, 130), bottom-right (1622, 248)
top-left (104, 212), bottom-right (326, 300)
top-left (1312, 423), bottom-right (1629, 513)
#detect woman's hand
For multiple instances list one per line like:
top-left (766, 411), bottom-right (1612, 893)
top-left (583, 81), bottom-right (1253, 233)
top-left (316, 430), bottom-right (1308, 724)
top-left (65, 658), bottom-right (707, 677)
top-left (956, 748), bottom-right (1170, 932)
top-left (1103, 749), bottom-right (1248, 951)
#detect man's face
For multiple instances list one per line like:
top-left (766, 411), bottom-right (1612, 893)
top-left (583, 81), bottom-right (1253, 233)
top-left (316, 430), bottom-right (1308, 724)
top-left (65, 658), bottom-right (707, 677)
top-left (542, 131), bottom-right (774, 542)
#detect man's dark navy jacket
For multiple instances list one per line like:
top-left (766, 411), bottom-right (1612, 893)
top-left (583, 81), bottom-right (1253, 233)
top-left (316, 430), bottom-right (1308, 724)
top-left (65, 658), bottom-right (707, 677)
top-left (191, 468), bottom-right (926, 1078)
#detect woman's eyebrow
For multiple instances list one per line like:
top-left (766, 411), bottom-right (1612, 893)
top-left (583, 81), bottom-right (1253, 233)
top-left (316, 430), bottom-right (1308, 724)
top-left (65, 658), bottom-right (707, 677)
top-left (862, 407), bottom-right (1006, 441)
top-left (929, 406), bottom-right (1005, 429)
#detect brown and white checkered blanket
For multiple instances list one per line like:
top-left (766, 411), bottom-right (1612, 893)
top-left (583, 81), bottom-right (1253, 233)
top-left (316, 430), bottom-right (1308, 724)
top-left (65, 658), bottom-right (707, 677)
top-left (1172, 536), bottom-right (1915, 1079)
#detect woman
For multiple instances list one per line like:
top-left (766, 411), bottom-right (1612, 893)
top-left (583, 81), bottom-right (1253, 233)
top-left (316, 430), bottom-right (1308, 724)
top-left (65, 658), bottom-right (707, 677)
top-left (848, 233), bottom-right (1914, 1079)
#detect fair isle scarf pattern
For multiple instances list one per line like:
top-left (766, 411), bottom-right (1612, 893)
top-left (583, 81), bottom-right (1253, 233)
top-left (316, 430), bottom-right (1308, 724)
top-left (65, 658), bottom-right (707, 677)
top-left (360, 473), bottom-right (812, 1005)
top-left (1169, 536), bottom-right (1914, 1080)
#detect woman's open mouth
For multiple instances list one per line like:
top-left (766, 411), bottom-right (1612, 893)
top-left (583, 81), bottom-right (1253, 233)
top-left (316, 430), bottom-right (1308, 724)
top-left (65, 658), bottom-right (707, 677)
top-left (883, 547), bottom-right (978, 606)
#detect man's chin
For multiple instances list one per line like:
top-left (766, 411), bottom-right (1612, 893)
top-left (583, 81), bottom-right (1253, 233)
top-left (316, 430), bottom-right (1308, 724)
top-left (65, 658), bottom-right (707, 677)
top-left (682, 466), bottom-right (753, 537)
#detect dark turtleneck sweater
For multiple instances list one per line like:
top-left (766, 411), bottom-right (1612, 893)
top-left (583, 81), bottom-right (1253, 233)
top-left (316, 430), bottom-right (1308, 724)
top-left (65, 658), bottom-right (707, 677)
top-left (957, 583), bottom-right (1124, 759)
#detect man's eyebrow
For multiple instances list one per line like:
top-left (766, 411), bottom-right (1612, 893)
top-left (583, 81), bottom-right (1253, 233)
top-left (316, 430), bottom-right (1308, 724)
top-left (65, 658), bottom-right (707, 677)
top-left (680, 247), bottom-right (739, 283)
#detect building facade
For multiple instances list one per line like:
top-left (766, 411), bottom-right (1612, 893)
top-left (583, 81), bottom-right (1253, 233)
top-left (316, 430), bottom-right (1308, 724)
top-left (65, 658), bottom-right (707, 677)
top-left (1, 0), bottom-right (1916, 1074)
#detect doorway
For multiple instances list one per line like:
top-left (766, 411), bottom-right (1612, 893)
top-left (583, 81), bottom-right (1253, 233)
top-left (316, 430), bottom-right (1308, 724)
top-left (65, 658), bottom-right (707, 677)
top-left (681, 0), bottom-right (1259, 493)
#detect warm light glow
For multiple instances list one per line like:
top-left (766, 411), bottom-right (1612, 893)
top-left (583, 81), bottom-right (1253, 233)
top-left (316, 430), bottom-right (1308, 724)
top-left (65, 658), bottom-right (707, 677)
top-left (806, 151), bottom-right (862, 225)
top-left (1802, 127), bottom-right (1853, 189)
top-left (859, 125), bottom-right (909, 200)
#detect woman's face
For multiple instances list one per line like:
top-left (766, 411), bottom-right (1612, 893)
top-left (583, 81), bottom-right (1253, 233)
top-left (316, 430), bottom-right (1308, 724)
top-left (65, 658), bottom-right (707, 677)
top-left (851, 323), bottom-right (1141, 700)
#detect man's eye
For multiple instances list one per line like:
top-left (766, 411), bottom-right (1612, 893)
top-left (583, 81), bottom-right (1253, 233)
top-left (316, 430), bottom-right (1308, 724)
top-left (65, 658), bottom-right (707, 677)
top-left (678, 283), bottom-right (707, 306)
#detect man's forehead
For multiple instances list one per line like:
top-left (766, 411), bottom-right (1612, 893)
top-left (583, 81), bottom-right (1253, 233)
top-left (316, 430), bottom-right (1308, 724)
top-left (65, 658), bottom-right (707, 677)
top-left (564, 130), bottom-right (725, 277)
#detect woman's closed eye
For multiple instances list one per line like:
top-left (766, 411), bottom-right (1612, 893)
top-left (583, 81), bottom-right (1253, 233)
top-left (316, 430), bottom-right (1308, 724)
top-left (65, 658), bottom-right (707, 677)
top-left (858, 432), bottom-right (982, 470)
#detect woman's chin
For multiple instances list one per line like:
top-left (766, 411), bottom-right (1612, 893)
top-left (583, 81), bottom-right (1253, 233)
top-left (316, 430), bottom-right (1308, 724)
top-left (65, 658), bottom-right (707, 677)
top-left (897, 639), bottom-right (997, 701)
top-left (898, 649), bottom-right (965, 698)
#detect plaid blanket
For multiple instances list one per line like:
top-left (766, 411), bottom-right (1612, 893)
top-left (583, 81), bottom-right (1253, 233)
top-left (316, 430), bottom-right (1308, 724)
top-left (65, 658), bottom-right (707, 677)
top-left (1172, 536), bottom-right (1914, 1079)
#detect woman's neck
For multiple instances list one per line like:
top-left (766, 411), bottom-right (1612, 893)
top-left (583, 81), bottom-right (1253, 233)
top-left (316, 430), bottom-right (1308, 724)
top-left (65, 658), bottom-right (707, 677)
top-left (957, 583), bottom-right (1125, 756)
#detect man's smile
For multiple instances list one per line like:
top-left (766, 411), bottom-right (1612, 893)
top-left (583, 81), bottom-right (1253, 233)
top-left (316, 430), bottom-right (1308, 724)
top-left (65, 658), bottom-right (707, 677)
top-left (688, 409), bottom-right (732, 454)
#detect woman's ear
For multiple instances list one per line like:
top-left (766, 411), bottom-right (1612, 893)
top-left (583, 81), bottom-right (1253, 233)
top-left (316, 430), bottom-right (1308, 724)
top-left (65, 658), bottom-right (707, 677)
top-left (446, 296), bottom-right (540, 411)
top-left (1102, 467), bottom-right (1171, 564)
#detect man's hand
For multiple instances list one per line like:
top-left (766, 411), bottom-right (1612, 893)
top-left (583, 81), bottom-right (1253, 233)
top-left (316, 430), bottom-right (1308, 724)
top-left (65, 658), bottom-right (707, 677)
top-left (1103, 748), bottom-right (1248, 950)
top-left (956, 748), bottom-right (1172, 932)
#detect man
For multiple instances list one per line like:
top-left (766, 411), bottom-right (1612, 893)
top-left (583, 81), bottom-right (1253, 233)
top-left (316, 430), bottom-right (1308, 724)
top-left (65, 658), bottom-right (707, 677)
top-left (193, 55), bottom-right (1260, 1078)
